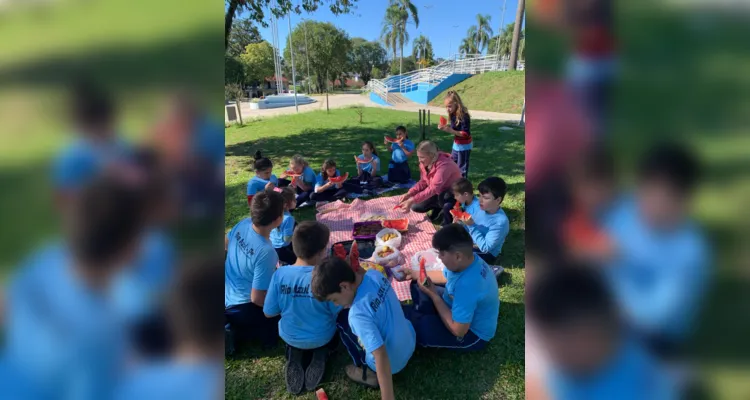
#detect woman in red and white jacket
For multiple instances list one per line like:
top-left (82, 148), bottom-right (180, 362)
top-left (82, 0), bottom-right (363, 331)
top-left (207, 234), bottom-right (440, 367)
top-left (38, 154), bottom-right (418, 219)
top-left (438, 90), bottom-right (472, 178)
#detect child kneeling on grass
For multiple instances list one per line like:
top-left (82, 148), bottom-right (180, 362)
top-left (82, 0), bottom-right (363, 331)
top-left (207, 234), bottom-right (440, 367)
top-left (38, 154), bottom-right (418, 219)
top-left (225, 191), bottom-right (284, 350)
top-left (264, 221), bottom-right (343, 395)
top-left (402, 224), bottom-right (499, 352)
top-left (312, 257), bottom-right (416, 400)
top-left (310, 159), bottom-right (348, 203)
top-left (385, 126), bottom-right (415, 184)
top-left (345, 141), bottom-right (383, 195)
top-left (453, 177), bottom-right (510, 279)
top-left (278, 155), bottom-right (317, 208)
top-left (271, 187), bottom-right (298, 266)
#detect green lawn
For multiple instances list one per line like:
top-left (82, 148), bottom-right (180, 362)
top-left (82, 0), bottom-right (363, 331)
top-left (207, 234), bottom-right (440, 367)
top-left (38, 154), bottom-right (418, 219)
top-left (428, 71), bottom-right (525, 114)
top-left (225, 108), bottom-right (525, 400)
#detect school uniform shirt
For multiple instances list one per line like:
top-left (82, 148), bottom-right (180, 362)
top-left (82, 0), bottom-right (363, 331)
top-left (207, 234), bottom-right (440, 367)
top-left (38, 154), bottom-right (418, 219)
top-left (298, 165), bottom-right (318, 189)
top-left (247, 174), bottom-right (279, 197)
top-left (442, 256), bottom-right (500, 341)
top-left (52, 136), bottom-right (131, 191)
top-left (270, 211), bottom-right (295, 249)
top-left (4, 243), bottom-right (127, 400)
top-left (602, 195), bottom-right (709, 340)
top-left (548, 338), bottom-right (676, 400)
top-left (349, 270), bottom-right (416, 373)
top-left (450, 114), bottom-right (472, 152)
top-left (263, 266), bottom-right (342, 349)
top-left (225, 218), bottom-right (279, 308)
top-left (114, 360), bottom-right (223, 400)
top-left (461, 196), bottom-right (481, 216)
top-left (390, 139), bottom-right (415, 164)
top-left (314, 169), bottom-right (342, 191)
top-left (464, 207), bottom-right (510, 258)
top-left (357, 154), bottom-right (381, 174)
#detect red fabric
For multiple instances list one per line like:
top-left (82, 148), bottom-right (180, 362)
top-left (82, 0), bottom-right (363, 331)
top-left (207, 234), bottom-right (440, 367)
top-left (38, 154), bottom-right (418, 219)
top-left (454, 131), bottom-right (472, 145)
top-left (247, 194), bottom-right (253, 207)
top-left (575, 25), bottom-right (615, 58)
top-left (407, 152), bottom-right (463, 204)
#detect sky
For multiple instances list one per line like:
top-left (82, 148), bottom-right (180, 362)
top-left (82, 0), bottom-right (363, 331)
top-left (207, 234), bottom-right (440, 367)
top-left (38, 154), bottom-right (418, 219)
top-left (244, 0), bottom-right (522, 60)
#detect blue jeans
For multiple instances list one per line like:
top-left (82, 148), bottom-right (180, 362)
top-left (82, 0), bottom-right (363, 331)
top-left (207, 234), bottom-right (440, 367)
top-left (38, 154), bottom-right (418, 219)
top-left (451, 149), bottom-right (471, 178)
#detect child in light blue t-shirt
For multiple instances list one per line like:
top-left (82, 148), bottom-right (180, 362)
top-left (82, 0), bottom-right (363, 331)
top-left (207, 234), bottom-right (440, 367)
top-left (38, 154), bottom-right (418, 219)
top-left (278, 155), bottom-right (317, 208)
top-left (344, 141), bottom-right (383, 195)
top-left (270, 187), bottom-right (297, 266)
top-left (311, 258), bottom-right (415, 397)
top-left (263, 221), bottom-right (342, 395)
top-left (385, 126), bottom-right (415, 184)
top-left (247, 151), bottom-right (278, 206)
top-left (310, 159), bottom-right (348, 203)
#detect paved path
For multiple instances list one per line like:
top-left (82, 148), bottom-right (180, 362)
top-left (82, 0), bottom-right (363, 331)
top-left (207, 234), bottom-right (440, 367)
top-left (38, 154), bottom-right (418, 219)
top-left (235, 94), bottom-right (521, 122)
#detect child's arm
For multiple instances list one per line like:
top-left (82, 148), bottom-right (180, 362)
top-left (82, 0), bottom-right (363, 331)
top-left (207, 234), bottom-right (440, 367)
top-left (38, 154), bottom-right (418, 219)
top-left (263, 273), bottom-right (281, 318)
top-left (465, 222), bottom-right (506, 255)
top-left (419, 282), bottom-right (471, 337)
top-left (250, 247), bottom-right (278, 307)
top-left (372, 346), bottom-right (395, 400)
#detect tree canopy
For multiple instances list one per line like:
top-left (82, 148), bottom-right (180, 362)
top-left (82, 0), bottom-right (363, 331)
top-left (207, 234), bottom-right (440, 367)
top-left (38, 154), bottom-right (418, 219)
top-left (227, 18), bottom-right (262, 57)
top-left (283, 21), bottom-right (351, 93)
top-left (349, 38), bottom-right (388, 85)
top-left (239, 41), bottom-right (276, 86)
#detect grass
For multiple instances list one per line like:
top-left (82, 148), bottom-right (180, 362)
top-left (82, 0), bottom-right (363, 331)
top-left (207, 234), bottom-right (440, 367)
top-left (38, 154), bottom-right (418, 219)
top-left (428, 71), bottom-right (525, 114)
top-left (225, 107), bottom-right (525, 399)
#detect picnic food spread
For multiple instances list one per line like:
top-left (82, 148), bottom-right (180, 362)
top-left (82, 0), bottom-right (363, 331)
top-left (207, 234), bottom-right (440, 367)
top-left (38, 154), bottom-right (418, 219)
top-left (382, 218), bottom-right (408, 231)
top-left (354, 155), bottom-right (373, 164)
top-left (284, 169), bottom-right (303, 177)
top-left (360, 214), bottom-right (387, 222)
top-left (449, 202), bottom-right (471, 221)
top-left (381, 232), bottom-right (398, 242)
top-left (439, 115), bottom-right (447, 126)
top-left (376, 246), bottom-right (395, 258)
top-left (352, 222), bottom-right (382, 237)
top-left (328, 172), bottom-right (349, 183)
top-left (360, 260), bottom-right (387, 278)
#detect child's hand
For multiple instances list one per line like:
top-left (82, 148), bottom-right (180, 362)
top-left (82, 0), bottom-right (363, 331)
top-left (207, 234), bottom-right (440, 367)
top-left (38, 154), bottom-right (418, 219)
top-left (397, 267), bottom-right (414, 282)
top-left (462, 215), bottom-right (475, 226)
top-left (417, 276), bottom-right (437, 296)
top-left (279, 172), bottom-right (288, 179)
top-left (384, 137), bottom-right (389, 146)
top-left (353, 155), bottom-right (360, 164)
top-left (265, 181), bottom-right (275, 190)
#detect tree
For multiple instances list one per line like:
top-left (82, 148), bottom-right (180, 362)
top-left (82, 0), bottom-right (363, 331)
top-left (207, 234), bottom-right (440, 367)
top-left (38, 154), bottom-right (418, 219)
top-left (489, 23), bottom-right (522, 58)
top-left (473, 14), bottom-right (494, 54)
top-left (371, 66), bottom-right (384, 79)
top-left (381, 0), bottom-right (418, 75)
top-left (411, 35), bottom-right (434, 66)
top-left (349, 38), bottom-right (388, 85)
top-left (509, 0), bottom-right (525, 70)
top-left (225, 55), bottom-right (245, 84)
top-left (225, 0), bottom-right (357, 48)
top-left (227, 18), bottom-right (262, 57)
top-left (239, 41), bottom-right (276, 86)
top-left (390, 56), bottom-right (416, 76)
top-left (459, 37), bottom-right (477, 55)
top-left (283, 21), bottom-right (351, 93)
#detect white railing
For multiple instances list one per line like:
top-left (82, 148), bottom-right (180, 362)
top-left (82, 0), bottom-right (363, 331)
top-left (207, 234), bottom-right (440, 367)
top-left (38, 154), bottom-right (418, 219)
top-left (368, 54), bottom-right (524, 104)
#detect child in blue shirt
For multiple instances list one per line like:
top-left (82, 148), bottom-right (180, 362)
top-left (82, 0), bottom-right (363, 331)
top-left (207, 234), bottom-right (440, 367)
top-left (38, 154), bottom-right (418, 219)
top-left (278, 154), bottom-right (318, 208)
top-left (451, 178), bottom-right (481, 217)
top-left (312, 258), bottom-right (416, 398)
top-left (264, 222), bottom-right (343, 395)
top-left (603, 144), bottom-right (708, 361)
top-left (225, 190), bottom-right (285, 349)
top-left (457, 177), bottom-right (510, 277)
top-left (385, 126), bottom-right (415, 184)
top-left (438, 91), bottom-right (472, 178)
top-left (345, 141), bottom-right (383, 195)
top-left (114, 259), bottom-right (223, 400)
top-left (403, 224), bottom-right (499, 352)
top-left (310, 158), bottom-right (348, 203)
top-left (247, 151), bottom-right (278, 206)
top-left (270, 187), bottom-right (298, 266)
top-left (528, 266), bottom-right (676, 400)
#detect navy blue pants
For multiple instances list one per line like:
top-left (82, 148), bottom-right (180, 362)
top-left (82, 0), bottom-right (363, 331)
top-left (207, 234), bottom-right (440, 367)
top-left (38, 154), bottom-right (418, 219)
top-left (342, 171), bottom-right (382, 194)
top-left (310, 187), bottom-right (348, 202)
top-left (278, 178), bottom-right (314, 207)
top-left (403, 283), bottom-right (488, 351)
top-left (411, 188), bottom-right (456, 226)
top-left (225, 302), bottom-right (280, 347)
top-left (451, 149), bottom-right (471, 178)
top-left (275, 243), bottom-right (296, 265)
top-left (387, 161), bottom-right (411, 184)
top-left (336, 308), bottom-right (368, 368)
top-left (474, 250), bottom-right (496, 265)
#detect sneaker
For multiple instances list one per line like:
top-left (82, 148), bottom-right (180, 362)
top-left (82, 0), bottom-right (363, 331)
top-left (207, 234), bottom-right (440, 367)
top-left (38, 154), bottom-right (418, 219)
top-left (491, 265), bottom-right (504, 280)
top-left (284, 347), bottom-right (306, 395)
top-left (224, 324), bottom-right (235, 357)
top-left (304, 347), bottom-right (328, 391)
top-left (344, 364), bottom-right (379, 389)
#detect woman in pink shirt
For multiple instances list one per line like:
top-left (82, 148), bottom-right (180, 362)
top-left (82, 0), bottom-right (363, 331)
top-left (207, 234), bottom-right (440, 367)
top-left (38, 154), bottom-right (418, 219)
top-left (397, 141), bottom-right (462, 226)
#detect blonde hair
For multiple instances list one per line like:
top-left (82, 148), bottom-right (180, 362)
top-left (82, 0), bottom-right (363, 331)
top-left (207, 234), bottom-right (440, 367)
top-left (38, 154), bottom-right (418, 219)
top-left (417, 140), bottom-right (439, 155)
top-left (445, 90), bottom-right (470, 126)
top-left (290, 154), bottom-right (309, 170)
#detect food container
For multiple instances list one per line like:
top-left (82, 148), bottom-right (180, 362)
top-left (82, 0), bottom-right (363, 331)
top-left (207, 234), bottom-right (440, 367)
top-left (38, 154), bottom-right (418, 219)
top-left (373, 244), bottom-right (401, 268)
top-left (329, 239), bottom-right (376, 260)
top-left (352, 221), bottom-right (383, 240)
top-left (375, 228), bottom-right (402, 249)
top-left (410, 249), bottom-right (445, 274)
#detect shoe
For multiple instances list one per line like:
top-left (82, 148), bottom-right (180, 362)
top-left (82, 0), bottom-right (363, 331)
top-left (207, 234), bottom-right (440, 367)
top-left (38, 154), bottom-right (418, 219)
top-left (429, 209), bottom-right (443, 223)
top-left (491, 265), bottom-right (504, 280)
top-left (304, 347), bottom-right (328, 391)
top-left (284, 347), bottom-right (306, 395)
top-left (224, 324), bottom-right (235, 357)
top-left (345, 364), bottom-right (379, 389)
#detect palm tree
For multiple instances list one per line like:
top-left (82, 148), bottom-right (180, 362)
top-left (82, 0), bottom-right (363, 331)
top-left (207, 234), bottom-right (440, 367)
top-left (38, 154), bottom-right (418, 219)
top-left (412, 35), bottom-right (433, 66)
top-left (459, 37), bottom-right (476, 56)
top-left (474, 14), bottom-right (493, 54)
top-left (490, 23), bottom-right (518, 57)
top-left (381, 5), bottom-right (410, 75)
top-left (383, 0), bottom-right (419, 75)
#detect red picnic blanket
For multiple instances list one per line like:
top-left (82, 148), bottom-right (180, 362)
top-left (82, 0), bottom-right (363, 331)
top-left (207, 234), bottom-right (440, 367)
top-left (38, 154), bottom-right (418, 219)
top-left (316, 197), bottom-right (438, 301)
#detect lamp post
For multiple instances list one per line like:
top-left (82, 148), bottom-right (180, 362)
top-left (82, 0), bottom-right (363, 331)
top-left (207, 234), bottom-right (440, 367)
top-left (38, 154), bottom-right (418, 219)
top-left (287, 14), bottom-right (298, 111)
top-left (302, 18), bottom-right (313, 94)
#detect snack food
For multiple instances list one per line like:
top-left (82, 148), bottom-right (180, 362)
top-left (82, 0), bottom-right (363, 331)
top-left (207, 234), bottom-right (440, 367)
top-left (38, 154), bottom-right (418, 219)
top-left (333, 243), bottom-right (347, 260)
top-left (360, 213), bottom-right (387, 222)
top-left (360, 260), bottom-right (387, 278)
top-left (382, 218), bottom-right (408, 231)
top-left (449, 201), bottom-right (471, 221)
top-left (381, 232), bottom-right (398, 242)
top-left (377, 246), bottom-right (395, 258)
top-left (284, 169), bottom-right (303, 177)
top-left (315, 388), bottom-right (329, 400)
top-left (384, 136), bottom-right (402, 143)
top-left (354, 155), bottom-right (373, 164)
top-left (439, 116), bottom-right (448, 126)
top-left (419, 257), bottom-right (429, 286)
top-left (353, 223), bottom-right (382, 237)
top-left (328, 172), bottom-right (349, 183)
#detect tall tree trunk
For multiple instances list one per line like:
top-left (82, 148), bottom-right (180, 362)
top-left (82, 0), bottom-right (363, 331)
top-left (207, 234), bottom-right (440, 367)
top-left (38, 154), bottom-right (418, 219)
top-left (400, 43), bottom-right (403, 75)
top-left (225, 0), bottom-right (239, 49)
top-left (509, 0), bottom-right (525, 71)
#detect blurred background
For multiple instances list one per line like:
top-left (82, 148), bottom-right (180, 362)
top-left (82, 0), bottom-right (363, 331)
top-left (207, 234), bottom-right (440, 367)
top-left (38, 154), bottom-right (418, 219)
top-left (0, 0), bottom-right (224, 398)
top-left (526, 0), bottom-right (750, 398)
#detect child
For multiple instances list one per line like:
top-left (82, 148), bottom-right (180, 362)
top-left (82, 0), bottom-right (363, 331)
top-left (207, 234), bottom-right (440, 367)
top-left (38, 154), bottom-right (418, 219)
top-left (114, 259), bottom-right (223, 400)
top-left (225, 190), bottom-right (285, 348)
top-left (603, 143), bottom-right (708, 361)
top-left (264, 222), bottom-right (343, 395)
top-left (385, 126), bottom-right (415, 184)
top-left (278, 155), bottom-right (317, 208)
top-left (311, 257), bottom-right (415, 398)
top-left (438, 90), bottom-right (472, 178)
top-left (247, 151), bottom-right (278, 206)
top-left (4, 176), bottom-right (147, 399)
top-left (345, 141), bottom-right (383, 195)
top-left (310, 159), bottom-right (348, 203)
top-left (271, 187), bottom-right (298, 266)
top-left (402, 224), bottom-right (499, 352)
top-left (457, 177), bottom-right (510, 277)
top-left (528, 266), bottom-right (675, 399)
top-left (451, 178), bottom-right (481, 216)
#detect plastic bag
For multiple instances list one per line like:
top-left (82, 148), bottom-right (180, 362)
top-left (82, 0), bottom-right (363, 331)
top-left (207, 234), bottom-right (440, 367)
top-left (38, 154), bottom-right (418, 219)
top-left (372, 244), bottom-right (401, 268)
top-left (360, 212), bottom-right (387, 222)
top-left (410, 249), bottom-right (445, 274)
top-left (375, 228), bottom-right (402, 249)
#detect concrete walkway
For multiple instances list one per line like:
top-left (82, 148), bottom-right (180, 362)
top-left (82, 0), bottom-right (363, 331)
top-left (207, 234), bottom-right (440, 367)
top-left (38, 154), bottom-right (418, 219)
top-left (236, 94), bottom-right (521, 122)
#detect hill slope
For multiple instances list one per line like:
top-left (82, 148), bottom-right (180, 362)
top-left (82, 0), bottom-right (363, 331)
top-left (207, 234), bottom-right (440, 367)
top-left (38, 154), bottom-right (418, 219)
top-left (428, 70), bottom-right (525, 113)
